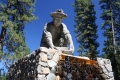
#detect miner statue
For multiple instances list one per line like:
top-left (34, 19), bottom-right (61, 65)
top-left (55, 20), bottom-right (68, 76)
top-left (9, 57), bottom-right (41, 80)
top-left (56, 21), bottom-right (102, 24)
top-left (40, 9), bottom-right (74, 53)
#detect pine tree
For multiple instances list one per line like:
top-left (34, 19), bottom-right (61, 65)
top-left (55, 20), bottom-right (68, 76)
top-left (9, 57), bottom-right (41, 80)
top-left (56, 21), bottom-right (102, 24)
top-left (73, 0), bottom-right (99, 59)
top-left (99, 0), bottom-right (120, 79)
top-left (0, 0), bottom-right (37, 68)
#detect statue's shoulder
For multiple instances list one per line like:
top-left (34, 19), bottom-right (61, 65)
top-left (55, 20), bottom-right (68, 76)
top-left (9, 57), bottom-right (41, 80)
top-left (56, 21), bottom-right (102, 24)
top-left (44, 22), bottom-right (53, 30)
top-left (61, 23), bottom-right (66, 26)
top-left (61, 23), bottom-right (67, 29)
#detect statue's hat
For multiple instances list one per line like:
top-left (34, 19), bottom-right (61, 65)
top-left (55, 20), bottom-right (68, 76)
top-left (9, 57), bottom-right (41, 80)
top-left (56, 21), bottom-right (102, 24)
top-left (50, 9), bottom-right (67, 19)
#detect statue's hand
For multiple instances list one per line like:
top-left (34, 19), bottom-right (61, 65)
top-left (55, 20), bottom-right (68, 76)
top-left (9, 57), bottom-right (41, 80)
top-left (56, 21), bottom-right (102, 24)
top-left (53, 46), bottom-right (58, 50)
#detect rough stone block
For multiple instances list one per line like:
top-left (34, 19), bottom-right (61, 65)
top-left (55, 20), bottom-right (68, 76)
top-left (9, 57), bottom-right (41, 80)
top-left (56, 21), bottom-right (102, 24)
top-left (37, 74), bottom-right (46, 80)
top-left (40, 53), bottom-right (48, 62)
top-left (100, 73), bottom-right (109, 79)
top-left (108, 72), bottom-right (114, 77)
top-left (105, 64), bottom-right (112, 72)
top-left (106, 77), bottom-right (114, 80)
top-left (46, 73), bottom-right (56, 80)
top-left (104, 59), bottom-right (111, 64)
top-left (37, 65), bottom-right (42, 74)
top-left (97, 58), bottom-right (105, 66)
top-left (101, 65), bottom-right (108, 74)
top-left (39, 61), bottom-right (48, 67)
top-left (47, 60), bottom-right (57, 67)
top-left (56, 75), bottom-right (60, 80)
top-left (40, 47), bottom-right (48, 53)
top-left (42, 67), bottom-right (50, 74)
top-left (56, 50), bottom-right (62, 55)
top-left (47, 52), bottom-right (53, 60)
top-left (52, 53), bottom-right (59, 62)
top-left (50, 66), bottom-right (56, 73)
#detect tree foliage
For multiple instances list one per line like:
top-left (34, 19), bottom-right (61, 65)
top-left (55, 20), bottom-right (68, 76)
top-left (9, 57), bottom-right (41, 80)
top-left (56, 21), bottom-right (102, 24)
top-left (73, 0), bottom-right (99, 59)
top-left (0, 0), bottom-right (37, 68)
top-left (99, 0), bottom-right (120, 79)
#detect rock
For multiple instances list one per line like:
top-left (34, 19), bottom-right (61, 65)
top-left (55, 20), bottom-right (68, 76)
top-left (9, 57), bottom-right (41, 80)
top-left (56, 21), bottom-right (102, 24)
top-left (105, 64), bottom-right (112, 72)
top-left (56, 50), bottom-right (62, 55)
top-left (42, 67), bottom-right (50, 74)
top-left (97, 58), bottom-right (105, 66)
top-left (104, 59), bottom-right (111, 64)
top-left (37, 65), bottom-right (42, 74)
top-left (37, 74), bottom-right (46, 80)
top-left (40, 52), bottom-right (48, 62)
top-left (100, 73), bottom-right (109, 79)
top-left (25, 54), bottom-right (31, 58)
top-left (39, 61), bottom-right (48, 67)
top-left (40, 47), bottom-right (48, 53)
top-left (101, 65), bottom-right (108, 74)
top-left (108, 72), bottom-right (114, 77)
top-left (47, 60), bottom-right (57, 67)
top-left (47, 52), bottom-right (53, 60)
top-left (56, 75), bottom-right (60, 80)
top-left (97, 57), bottom-right (114, 80)
top-left (52, 53), bottom-right (60, 62)
top-left (50, 66), bottom-right (56, 73)
top-left (67, 73), bottom-right (72, 79)
top-left (31, 51), bottom-right (36, 56)
top-left (106, 77), bottom-right (114, 80)
top-left (46, 73), bottom-right (56, 80)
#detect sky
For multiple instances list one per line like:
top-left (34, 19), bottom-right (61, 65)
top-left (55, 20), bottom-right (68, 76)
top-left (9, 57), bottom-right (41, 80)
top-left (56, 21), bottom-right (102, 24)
top-left (25, 0), bottom-right (104, 56)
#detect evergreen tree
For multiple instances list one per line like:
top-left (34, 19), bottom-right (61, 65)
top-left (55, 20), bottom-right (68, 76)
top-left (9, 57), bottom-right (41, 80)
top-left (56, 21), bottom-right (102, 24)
top-left (99, 0), bottom-right (120, 79)
top-left (0, 0), bottom-right (37, 68)
top-left (73, 0), bottom-right (99, 59)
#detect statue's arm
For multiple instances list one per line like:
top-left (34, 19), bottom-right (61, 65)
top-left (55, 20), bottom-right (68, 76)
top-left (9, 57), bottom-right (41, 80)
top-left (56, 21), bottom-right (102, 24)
top-left (62, 23), bottom-right (74, 52)
top-left (43, 24), bottom-right (54, 48)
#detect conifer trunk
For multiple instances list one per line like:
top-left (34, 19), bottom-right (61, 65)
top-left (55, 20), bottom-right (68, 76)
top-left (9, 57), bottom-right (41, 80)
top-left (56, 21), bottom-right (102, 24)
top-left (0, 27), bottom-right (6, 51)
top-left (110, 4), bottom-right (119, 80)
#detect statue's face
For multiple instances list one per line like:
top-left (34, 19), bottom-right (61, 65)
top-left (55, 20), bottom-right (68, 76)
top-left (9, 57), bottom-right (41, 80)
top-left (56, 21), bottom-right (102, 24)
top-left (53, 18), bottom-right (62, 27)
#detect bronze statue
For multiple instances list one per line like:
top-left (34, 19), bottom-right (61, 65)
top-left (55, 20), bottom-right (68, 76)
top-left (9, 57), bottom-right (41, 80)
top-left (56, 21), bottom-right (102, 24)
top-left (40, 9), bottom-right (74, 52)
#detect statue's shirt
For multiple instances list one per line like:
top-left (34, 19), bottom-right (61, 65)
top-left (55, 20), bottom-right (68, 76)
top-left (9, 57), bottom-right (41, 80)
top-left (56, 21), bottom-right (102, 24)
top-left (41, 22), bottom-right (69, 46)
top-left (41, 22), bottom-right (70, 43)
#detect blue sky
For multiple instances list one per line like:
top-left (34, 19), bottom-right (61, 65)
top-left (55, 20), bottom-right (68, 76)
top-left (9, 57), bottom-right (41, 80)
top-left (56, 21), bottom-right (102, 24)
top-left (0, 0), bottom-right (105, 71)
top-left (0, 0), bottom-right (105, 68)
top-left (25, 0), bottom-right (104, 56)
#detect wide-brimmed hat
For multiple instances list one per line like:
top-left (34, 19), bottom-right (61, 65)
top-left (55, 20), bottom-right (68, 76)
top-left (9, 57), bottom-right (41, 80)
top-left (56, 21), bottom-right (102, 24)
top-left (50, 9), bottom-right (67, 19)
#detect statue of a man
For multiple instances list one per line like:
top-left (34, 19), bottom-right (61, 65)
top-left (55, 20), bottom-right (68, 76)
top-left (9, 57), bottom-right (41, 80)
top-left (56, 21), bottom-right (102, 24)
top-left (40, 9), bottom-right (74, 52)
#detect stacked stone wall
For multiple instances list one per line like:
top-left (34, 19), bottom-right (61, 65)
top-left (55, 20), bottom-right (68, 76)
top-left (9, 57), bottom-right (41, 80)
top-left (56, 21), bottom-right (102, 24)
top-left (6, 47), bottom-right (62, 80)
top-left (7, 47), bottom-right (114, 80)
top-left (57, 54), bottom-right (114, 80)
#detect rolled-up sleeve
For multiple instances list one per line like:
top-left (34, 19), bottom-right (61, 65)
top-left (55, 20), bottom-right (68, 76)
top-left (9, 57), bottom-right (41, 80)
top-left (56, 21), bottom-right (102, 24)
top-left (42, 23), bottom-right (54, 48)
